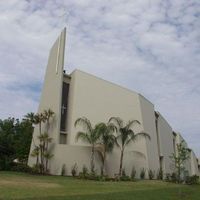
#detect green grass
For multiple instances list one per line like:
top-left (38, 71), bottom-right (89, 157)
top-left (0, 172), bottom-right (199, 200)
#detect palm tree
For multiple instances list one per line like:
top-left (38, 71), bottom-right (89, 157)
top-left (74, 117), bottom-right (101, 173)
top-left (44, 151), bottom-right (54, 173)
top-left (24, 112), bottom-right (35, 124)
top-left (109, 117), bottom-right (151, 176)
top-left (43, 109), bottom-right (54, 133)
top-left (31, 146), bottom-right (40, 166)
top-left (95, 122), bottom-right (116, 175)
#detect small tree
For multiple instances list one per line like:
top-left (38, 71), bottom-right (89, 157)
top-left (29, 109), bottom-right (54, 174)
top-left (148, 169), bottom-right (155, 180)
top-left (74, 117), bottom-right (101, 173)
top-left (170, 141), bottom-right (190, 183)
top-left (94, 122), bottom-right (116, 175)
top-left (131, 166), bottom-right (136, 180)
top-left (109, 117), bottom-right (150, 176)
top-left (140, 168), bottom-right (146, 179)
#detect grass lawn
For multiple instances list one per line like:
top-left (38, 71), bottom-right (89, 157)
top-left (0, 171), bottom-right (199, 200)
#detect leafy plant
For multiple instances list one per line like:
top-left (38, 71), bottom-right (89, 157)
top-left (94, 122), bottom-right (116, 175)
top-left (157, 168), bottom-right (163, 180)
top-left (131, 166), bottom-right (136, 180)
top-left (0, 117), bottom-right (33, 170)
top-left (120, 168), bottom-right (130, 181)
top-left (140, 168), bottom-right (146, 179)
top-left (148, 169), bottom-right (155, 180)
top-left (61, 164), bottom-right (66, 176)
top-left (122, 168), bottom-right (126, 176)
top-left (109, 117), bottom-right (150, 176)
top-left (170, 172), bottom-right (177, 183)
top-left (82, 165), bottom-right (88, 174)
top-left (185, 175), bottom-right (199, 185)
top-left (71, 163), bottom-right (78, 177)
top-left (170, 141), bottom-right (190, 183)
top-left (165, 173), bottom-right (171, 182)
top-left (28, 109), bottom-right (54, 174)
top-left (74, 117), bottom-right (101, 173)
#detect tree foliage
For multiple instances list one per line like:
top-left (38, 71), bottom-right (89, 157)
top-left (0, 118), bottom-right (33, 170)
top-left (170, 141), bottom-right (190, 183)
top-left (109, 117), bottom-right (150, 176)
top-left (75, 117), bottom-right (101, 173)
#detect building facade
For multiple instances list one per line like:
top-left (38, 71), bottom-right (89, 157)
top-left (28, 28), bottom-right (200, 177)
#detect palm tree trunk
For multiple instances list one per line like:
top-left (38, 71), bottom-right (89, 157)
top-left (101, 149), bottom-right (106, 176)
top-left (45, 158), bottom-right (48, 173)
top-left (91, 145), bottom-right (95, 173)
top-left (39, 122), bottom-right (42, 136)
top-left (45, 141), bottom-right (48, 172)
top-left (119, 149), bottom-right (124, 176)
top-left (36, 155), bottom-right (39, 166)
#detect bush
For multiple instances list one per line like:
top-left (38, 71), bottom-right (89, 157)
top-left (131, 166), bottom-right (136, 180)
top-left (122, 168), bottom-right (126, 176)
top-left (140, 168), bottom-right (146, 179)
top-left (170, 172), bottom-right (178, 183)
top-left (157, 168), bottom-right (163, 180)
top-left (79, 165), bottom-right (89, 179)
top-left (185, 175), bottom-right (199, 185)
top-left (31, 164), bottom-right (40, 174)
top-left (82, 165), bottom-right (88, 176)
top-left (165, 173), bottom-right (171, 182)
top-left (120, 175), bottom-right (131, 181)
top-left (87, 171), bottom-right (100, 181)
top-left (11, 163), bottom-right (33, 173)
top-left (71, 163), bottom-right (78, 177)
top-left (61, 164), bottom-right (66, 176)
top-left (148, 169), bottom-right (155, 180)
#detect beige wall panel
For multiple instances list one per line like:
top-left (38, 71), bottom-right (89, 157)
top-left (28, 28), bottom-right (66, 166)
top-left (157, 114), bottom-right (174, 174)
top-left (139, 96), bottom-right (160, 173)
top-left (66, 70), bottom-right (149, 176)
top-left (50, 145), bottom-right (102, 175)
top-left (190, 151), bottom-right (199, 175)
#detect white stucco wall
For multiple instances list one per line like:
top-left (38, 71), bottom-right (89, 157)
top-left (28, 28), bottom-right (66, 167)
top-left (156, 113), bottom-right (174, 174)
top-left (139, 95), bottom-right (160, 174)
top-left (65, 70), bottom-right (150, 177)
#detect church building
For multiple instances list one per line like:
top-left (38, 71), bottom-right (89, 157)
top-left (28, 28), bottom-right (200, 177)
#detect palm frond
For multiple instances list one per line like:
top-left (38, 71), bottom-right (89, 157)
top-left (109, 117), bottom-right (123, 128)
top-left (76, 131), bottom-right (91, 143)
top-left (125, 120), bottom-right (140, 130)
top-left (135, 131), bottom-right (151, 141)
top-left (74, 117), bottom-right (92, 133)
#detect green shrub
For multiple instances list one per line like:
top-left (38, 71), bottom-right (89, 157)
top-left (79, 165), bottom-right (89, 179)
top-left (122, 168), bottom-right (126, 176)
top-left (131, 166), bottom-right (136, 180)
top-left (185, 175), bottom-right (199, 185)
top-left (170, 172), bottom-right (177, 183)
top-left (148, 169), bottom-right (155, 180)
top-left (82, 165), bottom-right (88, 176)
top-left (165, 173), bottom-right (171, 182)
top-left (120, 175), bottom-right (131, 181)
top-left (61, 164), bottom-right (66, 176)
top-left (71, 163), bottom-right (78, 177)
top-left (140, 168), bottom-right (146, 179)
top-left (157, 168), bottom-right (163, 180)
top-left (31, 164), bottom-right (40, 174)
top-left (11, 163), bottom-right (33, 173)
top-left (87, 171), bottom-right (100, 181)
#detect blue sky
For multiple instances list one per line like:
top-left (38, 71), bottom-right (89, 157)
top-left (0, 0), bottom-right (199, 157)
